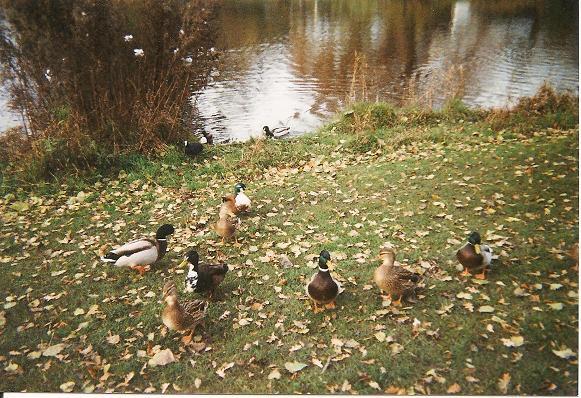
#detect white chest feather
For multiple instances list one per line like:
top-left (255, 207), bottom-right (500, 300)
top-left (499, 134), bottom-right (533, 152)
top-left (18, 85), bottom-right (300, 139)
top-left (185, 267), bottom-right (199, 292)
top-left (235, 191), bottom-right (251, 207)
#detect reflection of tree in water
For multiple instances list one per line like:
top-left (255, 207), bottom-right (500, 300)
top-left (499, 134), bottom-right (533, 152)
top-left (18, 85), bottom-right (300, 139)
top-left (198, 0), bottom-right (577, 138)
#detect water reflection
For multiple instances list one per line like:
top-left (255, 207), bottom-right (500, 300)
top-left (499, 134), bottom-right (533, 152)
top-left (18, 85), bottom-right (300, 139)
top-left (196, 0), bottom-right (578, 141)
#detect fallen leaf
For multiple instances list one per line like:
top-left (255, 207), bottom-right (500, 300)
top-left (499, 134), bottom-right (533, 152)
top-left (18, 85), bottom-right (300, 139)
top-left (497, 372), bottom-right (511, 394)
top-left (216, 362), bottom-right (234, 378)
top-left (284, 361), bottom-right (307, 373)
top-left (552, 348), bottom-right (576, 359)
top-left (43, 343), bottom-right (66, 357)
top-left (60, 381), bottom-right (75, 392)
top-left (148, 348), bottom-right (176, 367)
top-left (447, 383), bottom-right (461, 393)
top-left (106, 334), bottom-right (120, 345)
top-left (501, 336), bottom-right (524, 348)
top-left (268, 369), bottom-right (281, 380)
top-left (478, 305), bottom-right (495, 313)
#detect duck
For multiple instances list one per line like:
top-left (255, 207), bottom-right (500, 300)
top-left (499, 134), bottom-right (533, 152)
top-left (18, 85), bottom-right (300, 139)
top-left (215, 213), bottom-right (240, 244)
top-left (234, 183), bottom-right (251, 213)
top-left (305, 250), bottom-right (344, 313)
top-left (161, 280), bottom-right (208, 339)
top-left (181, 250), bottom-right (229, 299)
top-left (184, 136), bottom-right (207, 157)
top-left (456, 231), bottom-right (493, 279)
top-left (374, 242), bottom-right (421, 306)
top-left (201, 131), bottom-right (213, 145)
top-left (263, 125), bottom-right (290, 139)
top-left (219, 194), bottom-right (238, 218)
top-left (100, 224), bottom-right (174, 275)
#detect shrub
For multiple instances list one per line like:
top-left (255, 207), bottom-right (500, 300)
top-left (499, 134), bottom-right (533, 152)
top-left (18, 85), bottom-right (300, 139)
top-left (0, 0), bottom-right (218, 178)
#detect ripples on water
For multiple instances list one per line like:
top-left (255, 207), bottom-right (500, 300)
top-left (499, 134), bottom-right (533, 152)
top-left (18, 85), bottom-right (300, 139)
top-left (194, 0), bottom-right (578, 142)
top-left (1, 0), bottom-right (578, 141)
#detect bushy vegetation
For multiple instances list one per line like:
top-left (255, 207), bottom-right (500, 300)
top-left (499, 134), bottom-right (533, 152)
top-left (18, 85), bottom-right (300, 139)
top-left (0, 0), bottom-right (217, 177)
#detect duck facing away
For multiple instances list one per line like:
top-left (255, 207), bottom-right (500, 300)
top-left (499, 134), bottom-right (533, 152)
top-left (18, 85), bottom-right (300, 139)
top-left (306, 250), bottom-right (344, 313)
top-left (101, 224), bottom-right (174, 275)
top-left (215, 212), bottom-right (240, 245)
top-left (234, 183), bottom-right (251, 213)
top-left (374, 242), bottom-right (421, 306)
top-left (456, 231), bottom-right (493, 279)
top-left (219, 194), bottom-right (238, 218)
top-left (182, 250), bottom-right (229, 299)
top-left (162, 281), bottom-right (209, 340)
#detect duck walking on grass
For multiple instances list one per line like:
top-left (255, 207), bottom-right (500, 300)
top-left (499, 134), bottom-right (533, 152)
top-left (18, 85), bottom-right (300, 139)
top-left (100, 224), bottom-right (174, 275)
top-left (456, 231), bottom-right (493, 279)
top-left (181, 250), bottom-right (229, 299)
top-left (306, 250), bottom-right (344, 313)
top-left (374, 242), bottom-right (421, 306)
top-left (162, 281), bottom-right (209, 341)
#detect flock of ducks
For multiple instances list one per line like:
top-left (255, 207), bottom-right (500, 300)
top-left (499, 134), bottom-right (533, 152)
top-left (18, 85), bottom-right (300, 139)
top-left (100, 183), bottom-right (494, 341)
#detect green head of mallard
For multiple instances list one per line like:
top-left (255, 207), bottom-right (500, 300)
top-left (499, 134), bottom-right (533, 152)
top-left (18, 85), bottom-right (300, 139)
top-left (234, 183), bottom-right (246, 194)
top-left (467, 231), bottom-right (481, 245)
top-left (156, 224), bottom-right (175, 239)
top-left (317, 250), bottom-right (331, 270)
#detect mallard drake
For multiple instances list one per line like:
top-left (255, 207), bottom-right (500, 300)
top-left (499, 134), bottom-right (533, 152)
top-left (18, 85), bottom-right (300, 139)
top-left (215, 213), bottom-right (240, 244)
top-left (162, 281), bottom-right (208, 338)
top-left (101, 224), bottom-right (174, 275)
top-left (306, 250), bottom-right (344, 313)
top-left (184, 137), bottom-right (207, 157)
top-left (219, 194), bottom-right (238, 218)
top-left (456, 231), bottom-right (493, 279)
top-left (182, 250), bottom-right (229, 299)
top-left (374, 242), bottom-right (421, 306)
top-left (234, 183), bottom-right (251, 213)
top-left (263, 125), bottom-right (290, 139)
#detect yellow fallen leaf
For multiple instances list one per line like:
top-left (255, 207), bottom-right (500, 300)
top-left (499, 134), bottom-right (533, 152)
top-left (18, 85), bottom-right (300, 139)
top-left (60, 381), bottom-right (75, 392)
top-left (478, 305), bottom-right (495, 313)
top-left (447, 383), bottom-right (461, 393)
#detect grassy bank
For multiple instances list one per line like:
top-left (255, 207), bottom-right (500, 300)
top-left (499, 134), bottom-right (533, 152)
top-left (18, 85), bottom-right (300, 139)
top-left (0, 97), bottom-right (578, 394)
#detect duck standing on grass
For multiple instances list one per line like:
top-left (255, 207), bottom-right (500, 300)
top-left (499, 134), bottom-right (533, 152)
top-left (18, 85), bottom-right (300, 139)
top-left (100, 224), bottom-right (174, 275)
top-left (374, 242), bottom-right (421, 306)
top-left (219, 194), bottom-right (238, 218)
top-left (182, 250), bottom-right (229, 299)
top-left (215, 196), bottom-right (241, 244)
top-left (161, 281), bottom-right (209, 342)
top-left (234, 183), bottom-right (251, 213)
top-left (456, 231), bottom-right (493, 279)
top-left (184, 136), bottom-right (207, 158)
top-left (306, 250), bottom-right (344, 313)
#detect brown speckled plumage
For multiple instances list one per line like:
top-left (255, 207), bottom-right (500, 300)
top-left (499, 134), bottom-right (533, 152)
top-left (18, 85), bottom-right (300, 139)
top-left (161, 281), bottom-right (207, 332)
top-left (374, 244), bottom-right (420, 300)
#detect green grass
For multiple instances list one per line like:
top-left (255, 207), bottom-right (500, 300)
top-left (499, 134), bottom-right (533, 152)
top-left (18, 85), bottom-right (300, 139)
top-left (0, 103), bottom-right (578, 394)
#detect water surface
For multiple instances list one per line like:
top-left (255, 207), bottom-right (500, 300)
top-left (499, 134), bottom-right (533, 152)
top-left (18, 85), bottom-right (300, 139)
top-left (195, 0), bottom-right (578, 141)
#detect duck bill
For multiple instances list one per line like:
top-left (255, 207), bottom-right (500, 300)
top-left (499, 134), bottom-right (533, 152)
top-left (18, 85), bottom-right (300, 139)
top-left (178, 258), bottom-right (188, 268)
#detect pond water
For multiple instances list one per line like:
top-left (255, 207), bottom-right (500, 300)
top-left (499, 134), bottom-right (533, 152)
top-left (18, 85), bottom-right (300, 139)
top-left (1, 0), bottom-right (578, 141)
top-left (194, 0), bottom-right (578, 141)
